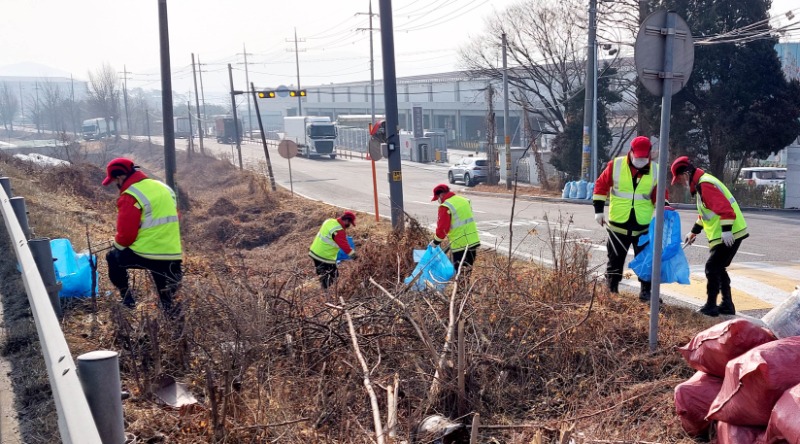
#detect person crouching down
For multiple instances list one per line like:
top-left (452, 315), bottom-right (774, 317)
top-left (309, 211), bottom-right (357, 289)
top-left (102, 158), bottom-right (183, 316)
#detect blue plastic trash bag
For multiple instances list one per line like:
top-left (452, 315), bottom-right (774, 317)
top-left (628, 209), bottom-right (690, 284)
top-left (50, 238), bottom-right (99, 298)
top-left (404, 245), bottom-right (455, 291)
top-left (336, 236), bottom-right (356, 263)
top-left (576, 180), bottom-right (588, 199)
top-left (562, 181), bottom-right (573, 198)
top-left (568, 181), bottom-right (579, 199)
top-left (413, 249), bottom-right (426, 263)
top-left (586, 182), bottom-right (595, 200)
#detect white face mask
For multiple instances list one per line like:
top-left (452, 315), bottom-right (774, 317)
top-left (631, 157), bottom-right (649, 169)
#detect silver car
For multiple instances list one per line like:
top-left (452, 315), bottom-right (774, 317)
top-left (448, 157), bottom-right (494, 186)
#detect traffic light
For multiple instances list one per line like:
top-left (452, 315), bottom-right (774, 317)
top-left (257, 91), bottom-right (276, 99)
top-left (289, 90), bottom-right (307, 97)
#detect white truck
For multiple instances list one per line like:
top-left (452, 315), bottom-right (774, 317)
top-left (283, 116), bottom-right (338, 159)
top-left (82, 118), bottom-right (116, 141)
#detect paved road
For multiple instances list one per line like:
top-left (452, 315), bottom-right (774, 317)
top-left (166, 136), bottom-right (800, 313)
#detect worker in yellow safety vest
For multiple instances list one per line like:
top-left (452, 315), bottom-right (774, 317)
top-left (102, 158), bottom-right (183, 316)
top-left (309, 211), bottom-right (357, 289)
top-left (671, 156), bottom-right (748, 317)
top-left (593, 136), bottom-right (665, 302)
top-left (430, 184), bottom-right (481, 275)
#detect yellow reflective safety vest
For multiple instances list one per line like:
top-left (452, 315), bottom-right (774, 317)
top-left (123, 178), bottom-right (182, 261)
top-left (696, 173), bottom-right (747, 248)
top-left (608, 156), bottom-right (657, 228)
top-left (440, 195), bottom-right (480, 252)
top-left (309, 218), bottom-right (345, 264)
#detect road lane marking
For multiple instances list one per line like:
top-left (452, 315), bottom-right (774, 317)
top-left (726, 265), bottom-right (800, 294)
top-left (736, 251), bottom-right (766, 257)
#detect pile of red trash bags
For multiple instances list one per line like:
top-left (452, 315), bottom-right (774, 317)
top-left (674, 318), bottom-right (800, 443)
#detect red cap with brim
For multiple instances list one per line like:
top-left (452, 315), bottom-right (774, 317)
top-left (630, 136), bottom-right (652, 157)
top-left (102, 157), bottom-right (136, 186)
top-left (431, 184), bottom-right (450, 201)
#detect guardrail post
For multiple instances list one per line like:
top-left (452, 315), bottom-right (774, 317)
top-left (77, 351), bottom-right (126, 444)
top-left (10, 196), bottom-right (30, 239)
top-left (0, 177), bottom-right (11, 197)
top-left (29, 238), bottom-right (63, 318)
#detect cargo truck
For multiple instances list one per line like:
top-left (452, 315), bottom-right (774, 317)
top-left (174, 117), bottom-right (191, 139)
top-left (81, 118), bottom-right (116, 141)
top-left (215, 117), bottom-right (242, 144)
top-left (283, 116), bottom-right (338, 159)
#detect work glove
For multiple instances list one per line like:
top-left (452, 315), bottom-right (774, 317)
top-left (721, 231), bottom-right (735, 247)
top-left (594, 213), bottom-right (605, 227)
top-left (348, 251), bottom-right (357, 260)
top-left (684, 232), bottom-right (696, 246)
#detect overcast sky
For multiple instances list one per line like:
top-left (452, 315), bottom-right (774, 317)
top-left (0, 0), bottom-right (796, 104)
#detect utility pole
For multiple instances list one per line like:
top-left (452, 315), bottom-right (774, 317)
top-left (357, 0), bottom-right (380, 221)
top-left (228, 64), bottom-right (243, 170)
top-left (191, 53), bottom-right (204, 154)
top-left (187, 101), bottom-right (195, 157)
top-left (197, 54), bottom-right (208, 137)
top-left (70, 74), bottom-right (77, 137)
top-left (486, 85), bottom-right (496, 185)
top-left (502, 33), bottom-right (511, 189)
top-left (18, 84), bottom-right (24, 126)
top-left (286, 29), bottom-right (306, 115)
top-left (580, 0), bottom-right (598, 182)
top-left (378, 0), bottom-right (404, 229)
top-left (121, 65), bottom-right (131, 138)
top-left (35, 81), bottom-right (40, 134)
top-left (158, 0), bottom-right (177, 190)
top-left (591, 44), bottom-right (599, 181)
top-left (144, 104), bottom-right (152, 146)
top-left (237, 44), bottom-right (254, 136)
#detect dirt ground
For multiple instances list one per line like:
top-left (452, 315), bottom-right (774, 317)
top-left (0, 142), bottom-right (718, 443)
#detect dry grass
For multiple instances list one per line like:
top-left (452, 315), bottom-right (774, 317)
top-left (0, 144), bottom-right (720, 443)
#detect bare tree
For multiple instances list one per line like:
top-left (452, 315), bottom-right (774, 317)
top-left (0, 82), bottom-right (19, 133)
top-left (87, 63), bottom-right (121, 139)
top-left (40, 80), bottom-right (65, 133)
top-left (459, 0), bottom-right (587, 136)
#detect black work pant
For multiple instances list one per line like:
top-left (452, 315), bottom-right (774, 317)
top-left (452, 246), bottom-right (478, 276)
top-left (106, 248), bottom-right (183, 311)
top-left (312, 258), bottom-right (339, 289)
top-left (606, 229), bottom-right (651, 292)
top-left (706, 238), bottom-right (743, 301)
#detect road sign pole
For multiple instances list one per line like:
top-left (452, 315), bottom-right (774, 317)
top-left (649, 11), bottom-right (677, 352)
top-left (288, 157), bottom-right (294, 196)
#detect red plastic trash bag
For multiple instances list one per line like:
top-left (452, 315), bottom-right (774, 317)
top-left (678, 319), bottom-right (776, 378)
top-left (675, 371), bottom-right (724, 437)
top-left (714, 422), bottom-right (766, 444)
top-left (707, 336), bottom-right (800, 426)
top-left (764, 382), bottom-right (800, 444)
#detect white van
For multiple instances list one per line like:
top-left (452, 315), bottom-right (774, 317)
top-left (738, 167), bottom-right (786, 186)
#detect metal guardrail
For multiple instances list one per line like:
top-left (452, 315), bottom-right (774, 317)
top-left (0, 183), bottom-right (103, 444)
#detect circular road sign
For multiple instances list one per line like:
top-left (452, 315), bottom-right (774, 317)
top-left (278, 139), bottom-right (299, 159)
top-left (634, 10), bottom-right (694, 97)
top-left (276, 85), bottom-right (290, 98)
top-left (368, 137), bottom-right (383, 161)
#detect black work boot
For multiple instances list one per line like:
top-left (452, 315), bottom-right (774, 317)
top-left (608, 280), bottom-right (620, 294)
top-left (698, 294), bottom-right (719, 317)
top-left (121, 288), bottom-right (136, 309)
top-left (718, 289), bottom-right (736, 315)
top-left (639, 290), bottom-right (651, 302)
